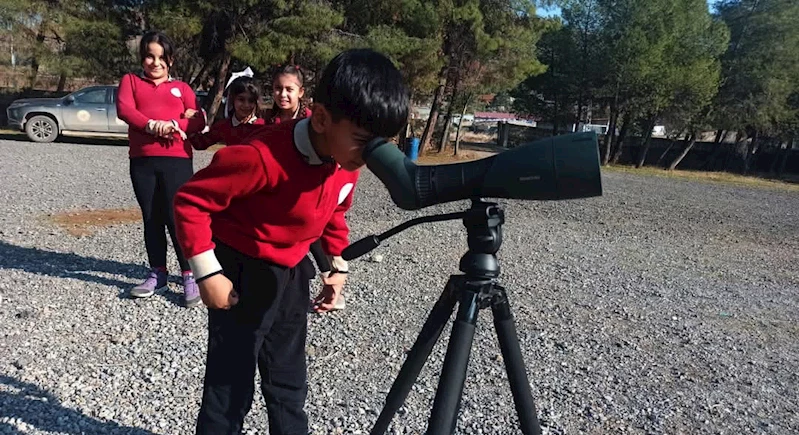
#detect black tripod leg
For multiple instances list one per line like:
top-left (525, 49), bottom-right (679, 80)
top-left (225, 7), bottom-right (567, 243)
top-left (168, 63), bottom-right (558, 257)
top-left (427, 286), bottom-right (481, 435)
top-left (371, 277), bottom-right (461, 435)
top-left (491, 287), bottom-right (541, 435)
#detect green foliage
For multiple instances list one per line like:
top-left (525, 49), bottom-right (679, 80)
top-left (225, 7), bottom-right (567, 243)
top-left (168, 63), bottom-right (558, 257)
top-left (513, 0), bottom-right (728, 138)
top-left (713, 0), bottom-right (799, 136)
top-left (333, 0), bottom-right (445, 98)
top-left (60, 17), bottom-right (135, 82)
top-left (511, 22), bottom-right (574, 122)
top-left (365, 25), bottom-right (443, 97)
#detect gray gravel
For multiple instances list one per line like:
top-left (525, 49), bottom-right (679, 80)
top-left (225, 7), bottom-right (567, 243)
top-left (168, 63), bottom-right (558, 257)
top-left (0, 138), bottom-right (797, 435)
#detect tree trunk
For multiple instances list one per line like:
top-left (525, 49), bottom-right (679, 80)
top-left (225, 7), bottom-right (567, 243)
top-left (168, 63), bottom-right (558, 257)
top-left (181, 63), bottom-right (195, 86)
top-left (656, 130), bottom-right (684, 167)
top-left (191, 57), bottom-right (215, 89)
top-left (668, 132), bottom-right (697, 170)
top-left (603, 83), bottom-right (620, 165)
top-left (776, 138), bottom-right (792, 179)
top-left (743, 130), bottom-right (759, 175)
top-left (497, 121), bottom-right (509, 148)
top-left (420, 68), bottom-right (448, 154)
top-left (56, 72), bottom-right (67, 92)
top-left (438, 75), bottom-right (460, 153)
top-left (552, 97), bottom-right (559, 136)
top-left (635, 115), bottom-right (658, 168)
top-left (714, 129), bottom-right (725, 144)
top-left (724, 130), bottom-right (747, 172)
top-left (28, 26), bottom-right (47, 90)
top-left (206, 50), bottom-right (232, 122)
top-left (438, 116), bottom-right (452, 153)
top-left (703, 130), bottom-right (740, 171)
top-left (190, 61), bottom-right (210, 89)
top-left (454, 93), bottom-right (472, 156)
top-left (769, 141), bottom-right (785, 176)
top-left (398, 91), bottom-right (414, 152)
top-left (577, 19), bottom-right (589, 128)
top-left (602, 104), bottom-right (618, 165)
top-left (610, 113), bottom-right (630, 165)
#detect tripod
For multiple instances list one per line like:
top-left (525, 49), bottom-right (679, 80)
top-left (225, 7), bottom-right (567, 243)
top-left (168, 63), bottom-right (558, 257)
top-left (345, 199), bottom-right (542, 435)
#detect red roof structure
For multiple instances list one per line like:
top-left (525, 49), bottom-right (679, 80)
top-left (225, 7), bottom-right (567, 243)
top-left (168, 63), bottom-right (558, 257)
top-left (474, 112), bottom-right (518, 120)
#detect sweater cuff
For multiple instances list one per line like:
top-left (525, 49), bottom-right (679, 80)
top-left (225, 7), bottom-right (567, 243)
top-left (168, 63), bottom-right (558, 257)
top-left (144, 119), bottom-right (156, 135)
top-left (187, 250), bottom-right (223, 280)
top-left (328, 255), bottom-right (348, 272)
top-left (320, 256), bottom-right (348, 279)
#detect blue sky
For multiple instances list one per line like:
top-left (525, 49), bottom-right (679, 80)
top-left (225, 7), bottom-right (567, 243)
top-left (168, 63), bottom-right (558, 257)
top-left (537, 1), bottom-right (718, 18)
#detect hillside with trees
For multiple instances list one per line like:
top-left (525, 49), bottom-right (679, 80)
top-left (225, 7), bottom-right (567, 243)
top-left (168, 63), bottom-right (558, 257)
top-left (1, 0), bottom-right (797, 176)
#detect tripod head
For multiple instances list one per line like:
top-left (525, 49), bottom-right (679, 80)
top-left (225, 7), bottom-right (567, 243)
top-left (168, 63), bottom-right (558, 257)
top-left (460, 200), bottom-right (503, 279)
top-left (342, 198), bottom-right (505, 280)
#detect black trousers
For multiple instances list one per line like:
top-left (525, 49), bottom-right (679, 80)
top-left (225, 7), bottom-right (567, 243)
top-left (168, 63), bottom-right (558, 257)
top-left (129, 157), bottom-right (194, 272)
top-left (196, 241), bottom-right (311, 435)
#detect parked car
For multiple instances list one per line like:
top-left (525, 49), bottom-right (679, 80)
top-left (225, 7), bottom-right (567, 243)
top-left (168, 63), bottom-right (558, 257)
top-left (6, 85), bottom-right (207, 143)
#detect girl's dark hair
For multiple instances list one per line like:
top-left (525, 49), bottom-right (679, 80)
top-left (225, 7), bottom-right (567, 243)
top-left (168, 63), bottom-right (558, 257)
top-left (267, 65), bottom-right (309, 123)
top-left (272, 64), bottom-right (305, 87)
top-left (139, 31), bottom-right (175, 68)
top-left (226, 77), bottom-right (261, 117)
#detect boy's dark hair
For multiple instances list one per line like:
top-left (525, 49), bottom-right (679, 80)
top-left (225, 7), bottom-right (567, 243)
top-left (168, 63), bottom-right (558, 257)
top-left (314, 49), bottom-right (409, 138)
top-left (139, 31), bottom-right (175, 67)
top-left (227, 76), bottom-right (261, 117)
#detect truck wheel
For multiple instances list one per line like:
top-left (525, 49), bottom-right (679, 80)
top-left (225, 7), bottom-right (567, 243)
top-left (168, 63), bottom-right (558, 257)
top-left (25, 115), bottom-right (58, 143)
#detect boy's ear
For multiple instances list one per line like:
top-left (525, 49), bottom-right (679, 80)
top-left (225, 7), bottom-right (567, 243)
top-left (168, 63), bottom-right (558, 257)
top-left (310, 103), bottom-right (329, 134)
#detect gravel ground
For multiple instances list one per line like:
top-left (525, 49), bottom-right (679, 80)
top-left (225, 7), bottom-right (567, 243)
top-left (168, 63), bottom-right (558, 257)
top-left (0, 138), bottom-right (797, 435)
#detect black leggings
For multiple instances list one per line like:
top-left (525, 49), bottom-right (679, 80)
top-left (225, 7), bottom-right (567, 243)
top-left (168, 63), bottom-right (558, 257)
top-left (129, 156), bottom-right (194, 272)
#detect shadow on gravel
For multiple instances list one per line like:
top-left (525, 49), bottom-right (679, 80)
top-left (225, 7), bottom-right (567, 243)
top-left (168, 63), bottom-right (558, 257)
top-left (0, 240), bottom-right (144, 290)
top-left (0, 241), bottom-right (189, 308)
top-left (0, 375), bottom-right (156, 434)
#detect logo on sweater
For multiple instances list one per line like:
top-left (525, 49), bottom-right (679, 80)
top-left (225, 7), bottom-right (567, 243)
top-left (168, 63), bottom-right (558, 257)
top-left (338, 183), bottom-right (354, 205)
top-left (170, 87), bottom-right (182, 98)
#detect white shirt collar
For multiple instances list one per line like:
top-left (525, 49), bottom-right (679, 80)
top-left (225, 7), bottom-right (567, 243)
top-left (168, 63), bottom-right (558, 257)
top-left (231, 115), bottom-right (258, 127)
top-left (139, 71), bottom-right (174, 82)
top-left (293, 119), bottom-right (324, 165)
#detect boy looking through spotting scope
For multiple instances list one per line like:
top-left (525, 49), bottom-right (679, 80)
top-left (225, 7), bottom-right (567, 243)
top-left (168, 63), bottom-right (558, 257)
top-left (173, 48), bottom-right (410, 434)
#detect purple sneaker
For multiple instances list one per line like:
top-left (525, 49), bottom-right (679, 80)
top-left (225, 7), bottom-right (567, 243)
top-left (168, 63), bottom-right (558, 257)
top-left (131, 269), bottom-right (168, 298)
top-left (182, 273), bottom-right (202, 308)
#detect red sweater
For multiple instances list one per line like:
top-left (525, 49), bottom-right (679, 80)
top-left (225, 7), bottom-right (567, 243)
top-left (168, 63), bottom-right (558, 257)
top-left (263, 107), bottom-right (313, 124)
top-left (116, 73), bottom-right (205, 158)
top-left (188, 117), bottom-right (266, 150)
top-left (174, 119), bottom-right (359, 278)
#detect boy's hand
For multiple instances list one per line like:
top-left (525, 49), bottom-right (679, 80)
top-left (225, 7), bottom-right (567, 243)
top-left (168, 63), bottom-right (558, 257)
top-left (184, 108), bottom-right (199, 119)
top-left (198, 274), bottom-right (239, 309)
top-left (312, 272), bottom-right (346, 313)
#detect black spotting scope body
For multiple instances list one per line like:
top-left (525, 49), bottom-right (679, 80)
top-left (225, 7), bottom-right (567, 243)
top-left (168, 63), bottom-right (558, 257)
top-left (361, 132), bottom-right (603, 211)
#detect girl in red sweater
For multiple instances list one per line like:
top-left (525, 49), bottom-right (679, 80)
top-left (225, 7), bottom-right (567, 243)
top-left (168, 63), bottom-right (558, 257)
top-left (116, 31), bottom-right (206, 307)
top-left (262, 65), bottom-right (313, 123)
top-left (263, 65), bottom-right (346, 311)
top-left (187, 77), bottom-right (265, 150)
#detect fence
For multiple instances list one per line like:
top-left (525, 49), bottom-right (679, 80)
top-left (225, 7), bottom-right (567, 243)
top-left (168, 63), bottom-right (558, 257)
top-left (0, 68), bottom-right (100, 92)
top-left (498, 121), bottom-right (799, 177)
